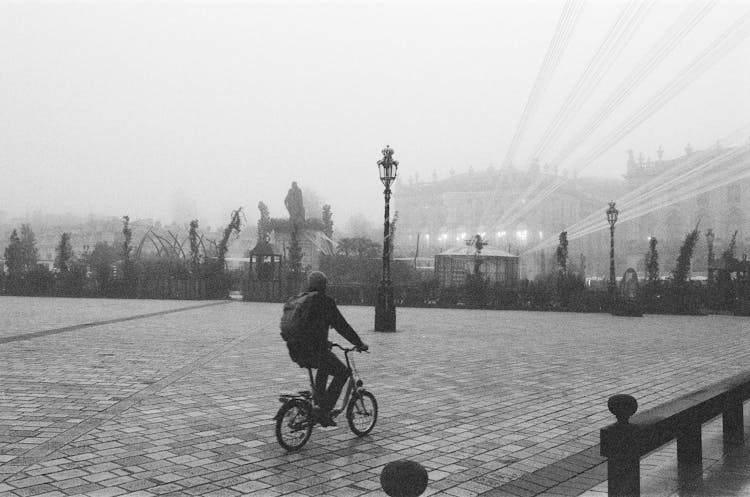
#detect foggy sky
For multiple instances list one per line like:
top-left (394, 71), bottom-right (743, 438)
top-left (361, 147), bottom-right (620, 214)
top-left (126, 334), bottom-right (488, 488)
top-left (1, 0), bottom-right (749, 230)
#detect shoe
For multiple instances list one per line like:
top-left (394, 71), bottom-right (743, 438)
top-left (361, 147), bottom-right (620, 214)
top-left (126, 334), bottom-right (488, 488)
top-left (312, 408), bottom-right (337, 427)
top-left (319, 414), bottom-right (337, 427)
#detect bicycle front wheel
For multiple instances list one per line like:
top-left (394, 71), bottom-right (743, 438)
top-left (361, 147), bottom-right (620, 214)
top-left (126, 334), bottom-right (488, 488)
top-left (275, 399), bottom-right (313, 451)
top-left (347, 390), bottom-right (378, 436)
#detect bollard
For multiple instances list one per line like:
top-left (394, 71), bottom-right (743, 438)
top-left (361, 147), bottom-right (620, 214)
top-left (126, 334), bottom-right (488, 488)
top-left (380, 460), bottom-right (428, 497)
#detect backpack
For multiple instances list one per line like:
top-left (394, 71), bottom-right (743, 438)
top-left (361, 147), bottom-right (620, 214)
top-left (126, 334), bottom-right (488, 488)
top-left (279, 291), bottom-right (318, 342)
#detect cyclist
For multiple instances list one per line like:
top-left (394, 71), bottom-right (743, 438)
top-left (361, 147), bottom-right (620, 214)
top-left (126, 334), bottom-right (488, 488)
top-left (286, 271), bottom-right (368, 426)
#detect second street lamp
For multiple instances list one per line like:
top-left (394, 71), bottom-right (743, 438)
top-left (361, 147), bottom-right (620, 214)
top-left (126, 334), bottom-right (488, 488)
top-left (606, 201), bottom-right (619, 308)
top-left (706, 228), bottom-right (715, 285)
top-left (706, 228), bottom-right (715, 308)
top-left (375, 145), bottom-right (398, 332)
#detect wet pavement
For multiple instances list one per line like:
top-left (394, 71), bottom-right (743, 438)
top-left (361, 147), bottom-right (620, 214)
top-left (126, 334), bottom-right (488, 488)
top-left (2, 296), bottom-right (750, 496)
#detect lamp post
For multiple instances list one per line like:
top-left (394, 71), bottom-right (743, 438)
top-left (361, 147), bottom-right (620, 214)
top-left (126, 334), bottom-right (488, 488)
top-left (706, 229), bottom-right (715, 284)
top-left (375, 145), bottom-right (398, 332)
top-left (606, 201), bottom-right (619, 307)
top-left (706, 229), bottom-right (715, 309)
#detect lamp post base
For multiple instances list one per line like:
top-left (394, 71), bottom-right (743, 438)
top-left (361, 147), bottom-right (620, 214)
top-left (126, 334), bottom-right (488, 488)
top-left (375, 280), bottom-right (396, 332)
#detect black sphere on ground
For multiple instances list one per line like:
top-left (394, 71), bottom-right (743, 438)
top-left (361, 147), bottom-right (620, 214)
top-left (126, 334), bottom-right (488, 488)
top-left (380, 460), bottom-right (429, 497)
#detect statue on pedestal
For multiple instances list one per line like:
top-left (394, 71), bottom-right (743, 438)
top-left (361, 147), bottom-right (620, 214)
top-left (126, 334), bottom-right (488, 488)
top-left (285, 181), bottom-right (305, 226)
top-left (614, 267), bottom-right (643, 316)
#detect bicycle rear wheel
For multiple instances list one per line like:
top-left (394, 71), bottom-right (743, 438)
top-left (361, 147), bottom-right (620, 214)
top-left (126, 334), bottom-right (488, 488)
top-left (275, 399), bottom-right (313, 451)
top-left (346, 390), bottom-right (377, 436)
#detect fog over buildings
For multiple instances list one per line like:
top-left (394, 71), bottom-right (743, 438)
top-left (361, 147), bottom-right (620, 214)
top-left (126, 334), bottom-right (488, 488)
top-left (1, 0), bottom-right (749, 255)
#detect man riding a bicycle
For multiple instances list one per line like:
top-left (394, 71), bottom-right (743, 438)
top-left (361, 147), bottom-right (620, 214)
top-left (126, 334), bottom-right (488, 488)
top-left (285, 271), bottom-right (368, 427)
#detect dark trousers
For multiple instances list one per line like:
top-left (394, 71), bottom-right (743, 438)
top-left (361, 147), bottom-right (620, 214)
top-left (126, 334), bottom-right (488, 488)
top-left (313, 350), bottom-right (349, 411)
top-left (287, 343), bottom-right (349, 411)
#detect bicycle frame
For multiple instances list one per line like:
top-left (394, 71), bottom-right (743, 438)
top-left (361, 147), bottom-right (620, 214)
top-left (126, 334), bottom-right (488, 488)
top-left (304, 344), bottom-right (364, 412)
top-left (331, 345), bottom-right (365, 412)
top-left (277, 343), bottom-right (365, 412)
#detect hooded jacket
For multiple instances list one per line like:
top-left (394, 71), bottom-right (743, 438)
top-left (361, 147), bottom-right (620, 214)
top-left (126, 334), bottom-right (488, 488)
top-left (295, 289), bottom-right (364, 354)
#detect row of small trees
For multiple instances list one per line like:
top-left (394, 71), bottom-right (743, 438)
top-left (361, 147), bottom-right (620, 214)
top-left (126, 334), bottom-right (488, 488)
top-left (639, 227), bottom-right (744, 313)
top-left (317, 226), bottom-right (741, 313)
top-left (431, 226), bottom-right (746, 313)
top-left (1, 223), bottom-right (92, 296)
top-left (1, 215), bottom-right (237, 299)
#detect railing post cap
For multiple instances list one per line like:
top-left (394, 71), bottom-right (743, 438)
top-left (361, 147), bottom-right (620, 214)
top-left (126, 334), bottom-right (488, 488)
top-left (608, 394), bottom-right (638, 423)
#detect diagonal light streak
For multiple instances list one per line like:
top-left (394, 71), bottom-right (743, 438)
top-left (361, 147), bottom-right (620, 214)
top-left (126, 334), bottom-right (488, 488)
top-left (497, 5), bottom-right (750, 233)
top-left (490, 1), bottom-right (717, 232)
top-left (500, 0), bottom-right (585, 169)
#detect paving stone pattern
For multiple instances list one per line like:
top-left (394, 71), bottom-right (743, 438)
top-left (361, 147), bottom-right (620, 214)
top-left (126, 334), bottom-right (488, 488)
top-left (2, 297), bottom-right (750, 496)
top-left (0, 297), bottom-right (208, 339)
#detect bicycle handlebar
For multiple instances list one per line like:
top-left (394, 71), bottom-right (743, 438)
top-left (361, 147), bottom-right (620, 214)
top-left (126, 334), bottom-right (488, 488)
top-left (329, 342), bottom-right (368, 353)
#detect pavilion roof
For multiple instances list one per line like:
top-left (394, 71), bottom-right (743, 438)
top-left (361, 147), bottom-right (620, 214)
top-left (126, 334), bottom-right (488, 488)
top-left (437, 245), bottom-right (517, 258)
top-left (249, 240), bottom-right (277, 256)
top-left (710, 257), bottom-right (750, 272)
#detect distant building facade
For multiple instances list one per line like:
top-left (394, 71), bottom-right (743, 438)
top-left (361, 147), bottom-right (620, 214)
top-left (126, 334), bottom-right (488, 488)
top-left (395, 166), bottom-right (620, 279)
top-left (620, 144), bottom-right (750, 258)
top-left (395, 144), bottom-right (750, 281)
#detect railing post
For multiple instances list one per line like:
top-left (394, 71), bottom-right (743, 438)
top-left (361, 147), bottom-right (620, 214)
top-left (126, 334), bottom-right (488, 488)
top-left (676, 426), bottom-right (702, 465)
top-left (723, 396), bottom-right (744, 445)
top-left (602, 395), bottom-right (640, 497)
top-left (608, 452), bottom-right (640, 497)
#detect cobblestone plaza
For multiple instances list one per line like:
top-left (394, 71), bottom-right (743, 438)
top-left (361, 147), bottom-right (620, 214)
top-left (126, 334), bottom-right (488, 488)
top-left (2, 297), bottom-right (750, 496)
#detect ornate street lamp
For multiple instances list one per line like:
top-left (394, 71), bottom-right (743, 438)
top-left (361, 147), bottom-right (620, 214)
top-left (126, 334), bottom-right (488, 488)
top-left (606, 201), bottom-right (619, 306)
top-left (375, 145), bottom-right (398, 332)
